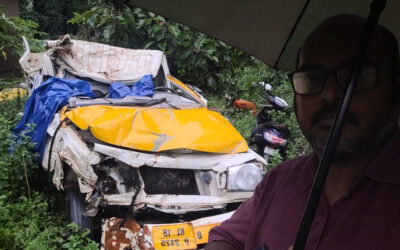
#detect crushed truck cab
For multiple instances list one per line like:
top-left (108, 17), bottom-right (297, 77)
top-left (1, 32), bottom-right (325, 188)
top-left (18, 35), bottom-right (267, 249)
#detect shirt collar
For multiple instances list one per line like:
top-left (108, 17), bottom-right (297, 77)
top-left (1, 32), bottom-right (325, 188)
top-left (298, 131), bottom-right (400, 190)
top-left (297, 152), bottom-right (319, 191)
top-left (364, 132), bottom-right (400, 184)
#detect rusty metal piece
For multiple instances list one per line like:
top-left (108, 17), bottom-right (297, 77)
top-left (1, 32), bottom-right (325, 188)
top-left (141, 225), bottom-right (154, 250)
top-left (101, 217), bottom-right (153, 250)
top-left (101, 217), bottom-right (142, 250)
top-left (101, 212), bottom-right (236, 249)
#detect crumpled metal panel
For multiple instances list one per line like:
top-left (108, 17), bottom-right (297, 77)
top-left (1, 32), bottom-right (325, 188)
top-left (41, 116), bottom-right (64, 190)
top-left (42, 117), bottom-right (99, 192)
top-left (103, 192), bottom-right (253, 213)
top-left (93, 143), bottom-right (264, 170)
top-left (191, 211), bottom-right (233, 227)
top-left (19, 52), bottom-right (44, 74)
top-left (57, 127), bottom-right (99, 191)
top-left (19, 37), bottom-right (54, 77)
top-left (66, 106), bottom-right (248, 154)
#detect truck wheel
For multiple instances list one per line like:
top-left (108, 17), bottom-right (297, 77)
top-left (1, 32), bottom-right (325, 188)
top-left (66, 187), bottom-right (94, 232)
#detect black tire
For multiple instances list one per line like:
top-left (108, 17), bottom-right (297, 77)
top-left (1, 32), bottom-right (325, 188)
top-left (66, 187), bottom-right (94, 232)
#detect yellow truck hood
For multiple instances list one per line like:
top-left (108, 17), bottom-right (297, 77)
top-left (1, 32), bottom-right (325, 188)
top-left (66, 105), bottom-right (248, 154)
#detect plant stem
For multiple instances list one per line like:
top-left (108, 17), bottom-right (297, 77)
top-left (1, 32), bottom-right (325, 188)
top-left (22, 154), bottom-right (31, 200)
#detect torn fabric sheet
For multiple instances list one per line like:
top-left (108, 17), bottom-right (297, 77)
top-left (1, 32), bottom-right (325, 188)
top-left (108, 74), bottom-right (154, 98)
top-left (45, 35), bottom-right (166, 83)
top-left (13, 77), bottom-right (95, 160)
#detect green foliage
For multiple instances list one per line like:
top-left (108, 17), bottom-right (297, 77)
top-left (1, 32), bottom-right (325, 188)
top-left (67, 0), bottom-right (253, 91)
top-left (0, 194), bottom-right (62, 249)
top-left (0, 194), bottom-right (98, 250)
top-left (0, 114), bottom-right (38, 198)
top-left (0, 5), bottom-right (45, 60)
top-left (19, 0), bottom-right (88, 38)
top-left (67, 0), bottom-right (132, 46)
top-left (0, 77), bottom-right (97, 250)
top-left (58, 223), bottom-right (98, 250)
top-left (0, 76), bottom-right (23, 90)
top-left (0, 80), bottom-right (37, 198)
top-left (207, 61), bottom-right (311, 166)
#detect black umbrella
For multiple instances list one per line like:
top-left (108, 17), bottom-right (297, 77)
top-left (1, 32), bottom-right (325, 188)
top-left (128, 0), bottom-right (400, 71)
top-left (128, 0), bottom-right (394, 249)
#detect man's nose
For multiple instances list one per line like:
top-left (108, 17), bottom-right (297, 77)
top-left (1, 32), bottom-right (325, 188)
top-left (320, 74), bottom-right (343, 102)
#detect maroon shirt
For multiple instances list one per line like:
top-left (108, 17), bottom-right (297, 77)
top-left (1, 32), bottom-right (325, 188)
top-left (209, 135), bottom-right (400, 250)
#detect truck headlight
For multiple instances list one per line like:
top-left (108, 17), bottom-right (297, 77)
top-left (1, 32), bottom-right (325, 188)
top-left (227, 163), bottom-right (264, 191)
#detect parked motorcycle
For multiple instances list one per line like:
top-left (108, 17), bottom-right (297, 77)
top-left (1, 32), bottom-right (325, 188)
top-left (227, 82), bottom-right (290, 164)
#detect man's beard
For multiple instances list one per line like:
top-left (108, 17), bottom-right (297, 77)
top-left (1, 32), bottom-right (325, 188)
top-left (299, 103), bottom-right (399, 164)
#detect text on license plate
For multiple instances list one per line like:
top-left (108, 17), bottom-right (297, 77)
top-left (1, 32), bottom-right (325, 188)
top-left (152, 223), bottom-right (197, 249)
top-left (264, 147), bottom-right (276, 156)
top-left (193, 223), bottom-right (221, 244)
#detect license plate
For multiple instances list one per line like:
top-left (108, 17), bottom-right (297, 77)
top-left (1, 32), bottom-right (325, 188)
top-left (194, 223), bottom-right (221, 244)
top-left (264, 147), bottom-right (276, 156)
top-left (152, 223), bottom-right (197, 250)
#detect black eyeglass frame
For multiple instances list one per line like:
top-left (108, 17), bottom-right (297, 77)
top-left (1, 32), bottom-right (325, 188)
top-left (288, 64), bottom-right (397, 96)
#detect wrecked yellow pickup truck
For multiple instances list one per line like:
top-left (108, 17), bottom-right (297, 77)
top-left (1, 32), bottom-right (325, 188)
top-left (17, 35), bottom-right (267, 249)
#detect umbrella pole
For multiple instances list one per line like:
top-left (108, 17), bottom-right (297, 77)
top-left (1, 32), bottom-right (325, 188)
top-left (292, 0), bottom-right (387, 249)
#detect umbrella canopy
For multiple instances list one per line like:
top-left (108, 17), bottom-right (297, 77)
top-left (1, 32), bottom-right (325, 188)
top-left (128, 0), bottom-right (400, 70)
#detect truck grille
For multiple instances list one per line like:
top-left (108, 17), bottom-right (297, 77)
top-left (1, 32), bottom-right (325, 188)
top-left (139, 166), bottom-right (199, 195)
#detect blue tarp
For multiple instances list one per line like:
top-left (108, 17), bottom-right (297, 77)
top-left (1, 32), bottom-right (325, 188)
top-left (13, 77), bottom-right (95, 160)
top-left (108, 74), bottom-right (154, 98)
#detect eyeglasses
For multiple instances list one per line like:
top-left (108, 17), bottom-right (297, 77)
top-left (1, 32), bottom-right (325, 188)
top-left (289, 65), bottom-right (380, 96)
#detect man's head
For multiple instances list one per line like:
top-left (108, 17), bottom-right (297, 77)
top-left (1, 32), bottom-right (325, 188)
top-left (292, 15), bottom-right (400, 163)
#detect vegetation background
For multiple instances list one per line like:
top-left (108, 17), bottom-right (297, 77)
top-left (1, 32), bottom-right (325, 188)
top-left (0, 0), bottom-right (310, 248)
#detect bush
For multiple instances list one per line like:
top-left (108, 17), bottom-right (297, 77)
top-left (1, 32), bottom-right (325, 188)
top-left (0, 77), bottom-right (98, 250)
top-left (67, 0), bottom-right (253, 92)
top-left (58, 223), bottom-right (99, 250)
top-left (0, 89), bottom-right (37, 198)
top-left (0, 5), bottom-right (45, 60)
top-left (207, 60), bottom-right (311, 167)
top-left (0, 194), bottom-right (61, 249)
top-left (0, 194), bottom-right (98, 250)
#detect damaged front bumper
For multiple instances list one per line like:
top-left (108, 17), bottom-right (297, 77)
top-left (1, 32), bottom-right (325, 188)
top-left (19, 35), bottom-right (267, 249)
top-left (42, 112), bottom-right (265, 248)
top-left (101, 211), bottom-right (233, 250)
top-left (44, 112), bottom-right (266, 213)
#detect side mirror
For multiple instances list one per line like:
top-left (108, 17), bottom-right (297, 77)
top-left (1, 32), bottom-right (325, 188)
top-left (273, 96), bottom-right (288, 110)
top-left (265, 83), bottom-right (272, 92)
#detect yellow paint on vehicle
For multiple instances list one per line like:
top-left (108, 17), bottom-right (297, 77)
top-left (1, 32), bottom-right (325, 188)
top-left (60, 106), bottom-right (68, 126)
top-left (167, 75), bottom-right (206, 105)
top-left (66, 105), bottom-right (248, 153)
top-left (193, 223), bottom-right (221, 244)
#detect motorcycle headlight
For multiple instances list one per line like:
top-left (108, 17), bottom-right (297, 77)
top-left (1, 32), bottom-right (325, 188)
top-left (227, 163), bottom-right (264, 191)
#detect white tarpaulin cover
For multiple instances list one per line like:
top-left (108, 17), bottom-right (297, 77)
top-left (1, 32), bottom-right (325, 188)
top-left (45, 35), bottom-right (166, 83)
